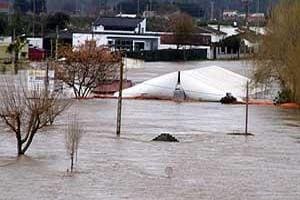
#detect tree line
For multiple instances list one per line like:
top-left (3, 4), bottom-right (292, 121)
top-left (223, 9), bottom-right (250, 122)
top-left (0, 12), bottom-right (93, 36)
top-left (254, 0), bottom-right (300, 103)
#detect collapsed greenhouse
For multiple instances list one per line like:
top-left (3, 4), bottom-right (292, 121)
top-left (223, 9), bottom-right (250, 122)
top-left (115, 66), bottom-right (257, 102)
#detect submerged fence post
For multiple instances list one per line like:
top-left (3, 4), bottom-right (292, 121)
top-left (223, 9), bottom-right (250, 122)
top-left (116, 60), bottom-right (124, 137)
top-left (245, 81), bottom-right (249, 135)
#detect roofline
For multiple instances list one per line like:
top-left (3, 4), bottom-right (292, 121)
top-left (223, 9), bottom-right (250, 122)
top-left (94, 16), bottom-right (145, 26)
top-left (73, 31), bottom-right (160, 37)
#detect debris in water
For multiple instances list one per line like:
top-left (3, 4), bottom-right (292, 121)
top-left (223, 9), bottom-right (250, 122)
top-left (152, 133), bottom-right (179, 142)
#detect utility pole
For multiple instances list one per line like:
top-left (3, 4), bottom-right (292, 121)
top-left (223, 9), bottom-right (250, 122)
top-left (33, 0), bottom-right (36, 37)
top-left (150, 0), bottom-right (152, 12)
top-left (256, 0), bottom-right (260, 34)
top-left (242, 0), bottom-right (250, 27)
top-left (45, 60), bottom-right (49, 93)
top-left (137, 0), bottom-right (140, 16)
top-left (91, 22), bottom-right (95, 41)
top-left (104, 0), bottom-right (107, 16)
top-left (50, 39), bottom-right (53, 58)
top-left (55, 25), bottom-right (59, 61)
top-left (116, 58), bottom-right (124, 137)
top-left (8, 0), bottom-right (12, 25)
top-left (210, 0), bottom-right (215, 21)
top-left (12, 28), bottom-right (16, 74)
top-left (245, 81), bottom-right (249, 135)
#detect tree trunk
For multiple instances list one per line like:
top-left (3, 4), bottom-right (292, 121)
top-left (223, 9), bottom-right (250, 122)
top-left (17, 139), bottom-right (23, 155)
top-left (70, 152), bottom-right (74, 172)
top-left (14, 51), bottom-right (19, 75)
top-left (16, 129), bottom-right (23, 155)
top-left (19, 131), bottom-right (37, 156)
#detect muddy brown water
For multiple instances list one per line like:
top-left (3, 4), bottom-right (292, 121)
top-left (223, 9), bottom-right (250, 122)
top-left (1, 61), bottom-right (300, 199)
top-left (1, 99), bottom-right (300, 200)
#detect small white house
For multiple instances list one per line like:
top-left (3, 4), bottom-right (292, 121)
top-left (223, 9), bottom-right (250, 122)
top-left (27, 37), bottom-right (43, 49)
top-left (73, 32), bottom-right (160, 52)
top-left (73, 16), bottom-right (160, 52)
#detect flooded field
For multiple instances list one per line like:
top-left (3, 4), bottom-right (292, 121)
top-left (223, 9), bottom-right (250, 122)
top-left (1, 99), bottom-right (300, 200)
top-left (1, 61), bottom-right (300, 199)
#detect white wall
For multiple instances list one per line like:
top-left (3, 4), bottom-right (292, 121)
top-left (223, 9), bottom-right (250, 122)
top-left (93, 25), bottom-right (104, 32)
top-left (73, 33), bottom-right (108, 47)
top-left (0, 36), bottom-right (12, 45)
top-left (27, 37), bottom-right (43, 49)
top-left (73, 33), bottom-right (159, 51)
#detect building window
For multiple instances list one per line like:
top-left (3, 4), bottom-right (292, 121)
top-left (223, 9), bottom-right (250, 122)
top-left (134, 42), bottom-right (145, 51)
top-left (115, 39), bottom-right (133, 51)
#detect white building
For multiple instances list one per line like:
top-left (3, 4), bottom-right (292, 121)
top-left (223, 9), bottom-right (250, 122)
top-left (73, 32), bottom-right (160, 52)
top-left (27, 37), bottom-right (43, 49)
top-left (73, 16), bottom-right (160, 52)
top-left (223, 10), bottom-right (239, 21)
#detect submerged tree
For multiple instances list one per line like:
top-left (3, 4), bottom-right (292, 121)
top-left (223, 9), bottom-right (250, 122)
top-left (7, 36), bottom-right (27, 74)
top-left (254, 0), bottom-right (300, 103)
top-left (56, 41), bottom-right (121, 98)
top-left (65, 114), bottom-right (83, 173)
top-left (0, 78), bottom-right (69, 156)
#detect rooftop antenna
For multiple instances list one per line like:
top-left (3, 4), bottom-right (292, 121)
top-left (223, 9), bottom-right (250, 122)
top-left (256, 0), bottom-right (260, 34)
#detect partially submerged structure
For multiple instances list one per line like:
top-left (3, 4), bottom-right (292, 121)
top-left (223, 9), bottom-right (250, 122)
top-left (115, 66), bottom-right (255, 102)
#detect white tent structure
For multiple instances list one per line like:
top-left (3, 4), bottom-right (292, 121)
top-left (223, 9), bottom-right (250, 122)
top-left (115, 66), bottom-right (253, 102)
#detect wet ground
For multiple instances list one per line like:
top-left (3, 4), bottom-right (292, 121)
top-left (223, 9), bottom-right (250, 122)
top-left (1, 61), bottom-right (300, 200)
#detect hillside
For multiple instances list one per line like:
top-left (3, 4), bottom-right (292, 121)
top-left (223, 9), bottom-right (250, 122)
top-left (47, 0), bottom-right (278, 16)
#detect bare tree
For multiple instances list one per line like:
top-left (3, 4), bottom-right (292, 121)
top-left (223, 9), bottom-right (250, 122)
top-left (55, 41), bottom-right (122, 99)
top-left (0, 77), bottom-right (69, 156)
top-left (65, 114), bottom-right (83, 173)
top-left (169, 12), bottom-right (196, 50)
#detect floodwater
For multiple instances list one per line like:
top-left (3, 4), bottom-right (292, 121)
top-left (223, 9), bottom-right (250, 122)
top-left (1, 61), bottom-right (300, 200)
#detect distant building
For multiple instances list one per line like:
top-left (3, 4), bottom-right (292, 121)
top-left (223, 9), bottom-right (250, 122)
top-left (74, 16), bottom-right (160, 52)
top-left (223, 10), bottom-right (239, 21)
top-left (27, 37), bottom-right (43, 49)
top-left (115, 13), bottom-right (137, 18)
top-left (197, 26), bottom-right (227, 43)
top-left (248, 13), bottom-right (266, 23)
